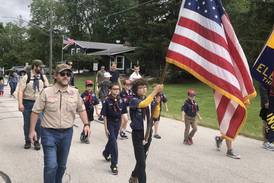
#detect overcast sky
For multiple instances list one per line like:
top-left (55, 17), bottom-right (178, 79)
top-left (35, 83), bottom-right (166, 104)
top-left (0, 0), bottom-right (31, 24)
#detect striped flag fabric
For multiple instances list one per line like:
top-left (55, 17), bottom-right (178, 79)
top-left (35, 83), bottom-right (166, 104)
top-left (166, 0), bottom-right (256, 139)
top-left (63, 36), bottom-right (75, 46)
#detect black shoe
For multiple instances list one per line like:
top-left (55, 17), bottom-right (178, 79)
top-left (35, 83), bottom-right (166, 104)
top-left (111, 165), bottom-right (118, 175)
top-left (103, 151), bottom-right (110, 161)
top-left (215, 136), bottom-right (223, 151)
top-left (24, 141), bottom-right (31, 149)
top-left (34, 141), bottom-right (41, 150)
top-left (154, 134), bottom-right (162, 139)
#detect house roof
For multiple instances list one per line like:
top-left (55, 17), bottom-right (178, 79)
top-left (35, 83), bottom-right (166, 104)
top-left (75, 41), bottom-right (124, 50)
top-left (88, 46), bottom-right (136, 56)
top-left (73, 40), bottom-right (136, 56)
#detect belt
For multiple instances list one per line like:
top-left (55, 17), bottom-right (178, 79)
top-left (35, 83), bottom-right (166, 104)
top-left (43, 127), bottom-right (72, 132)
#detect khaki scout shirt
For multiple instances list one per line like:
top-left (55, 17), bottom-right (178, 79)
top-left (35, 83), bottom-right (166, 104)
top-left (19, 72), bottom-right (49, 101)
top-left (32, 84), bottom-right (86, 129)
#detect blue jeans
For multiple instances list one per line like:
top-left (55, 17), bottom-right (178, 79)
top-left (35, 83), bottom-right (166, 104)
top-left (22, 99), bottom-right (41, 142)
top-left (41, 127), bottom-right (73, 183)
top-left (9, 82), bottom-right (17, 95)
top-left (103, 121), bottom-right (120, 166)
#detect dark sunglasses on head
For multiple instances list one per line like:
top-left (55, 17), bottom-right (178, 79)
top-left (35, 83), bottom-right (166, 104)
top-left (60, 71), bottom-right (71, 77)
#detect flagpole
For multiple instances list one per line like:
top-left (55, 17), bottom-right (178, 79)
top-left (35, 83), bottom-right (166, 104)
top-left (144, 62), bottom-right (169, 142)
top-left (61, 35), bottom-right (64, 63)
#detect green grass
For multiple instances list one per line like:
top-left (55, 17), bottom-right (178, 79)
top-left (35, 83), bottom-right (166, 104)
top-left (75, 74), bottom-right (263, 140)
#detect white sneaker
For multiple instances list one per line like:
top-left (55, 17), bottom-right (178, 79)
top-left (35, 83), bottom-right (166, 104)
top-left (263, 142), bottom-right (274, 151)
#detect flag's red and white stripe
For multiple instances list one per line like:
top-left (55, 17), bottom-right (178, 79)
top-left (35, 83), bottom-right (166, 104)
top-left (166, 1), bottom-right (256, 139)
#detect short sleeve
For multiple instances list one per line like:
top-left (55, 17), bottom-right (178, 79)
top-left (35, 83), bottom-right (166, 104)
top-left (43, 75), bottom-right (50, 87)
top-left (181, 102), bottom-right (187, 112)
top-left (32, 90), bottom-right (46, 113)
top-left (93, 95), bottom-right (100, 105)
top-left (101, 100), bottom-right (107, 116)
top-left (121, 101), bottom-right (128, 114)
top-left (18, 75), bottom-right (27, 91)
top-left (76, 92), bottom-right (85, 112)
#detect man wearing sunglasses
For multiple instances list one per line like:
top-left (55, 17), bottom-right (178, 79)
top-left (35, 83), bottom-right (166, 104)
top-left (29, 64), bottom-right (91, 183)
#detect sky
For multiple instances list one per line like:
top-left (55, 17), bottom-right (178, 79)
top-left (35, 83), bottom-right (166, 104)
top-left (0, 0), bottom-right (31, 24)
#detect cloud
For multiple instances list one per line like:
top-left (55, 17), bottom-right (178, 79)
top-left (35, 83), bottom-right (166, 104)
top-left (0, 0), bottom-right (32, 23)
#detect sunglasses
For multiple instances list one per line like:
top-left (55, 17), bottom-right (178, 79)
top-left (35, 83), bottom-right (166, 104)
top-left (112, 88), bottom-right (120, 90)
top-left (60, 72), bottom-right (71, 77)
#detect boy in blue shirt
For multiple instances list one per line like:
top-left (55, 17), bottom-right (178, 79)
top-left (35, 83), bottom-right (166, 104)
top-left (80, 80), bottom-right (100, 144)
top-left (101, 83), bottom-right (127, 175)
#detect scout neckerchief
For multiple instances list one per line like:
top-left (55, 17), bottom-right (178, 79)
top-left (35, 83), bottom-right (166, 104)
top-left (84, 91), bottom-right (93, 104)
top-left (108, 94), bottom-right (121, 112)
top-left (33, 75), bottom-right (40, 92)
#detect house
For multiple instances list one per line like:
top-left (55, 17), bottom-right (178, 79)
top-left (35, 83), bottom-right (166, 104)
top-left (66, 40), bottom-right (137, 74)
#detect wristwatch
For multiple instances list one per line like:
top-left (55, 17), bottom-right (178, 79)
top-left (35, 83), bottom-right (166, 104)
top-left (84, 123), bottom-right (90, 127)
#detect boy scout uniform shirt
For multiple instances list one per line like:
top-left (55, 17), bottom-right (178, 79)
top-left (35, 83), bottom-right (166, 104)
top-left (129, 96), bottom-right (151, 130)
top-left (101, 97), bottom-right (127, 122)
top-left (32, 84), bottom-right (86, 129)
top-left (182, 99), bottom-right (199, 117)
top-left (19, 72), bottom-right (49, 100)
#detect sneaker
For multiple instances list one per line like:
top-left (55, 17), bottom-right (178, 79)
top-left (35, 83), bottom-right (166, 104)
top-left (215, 136), bottom-right (223, 151)
top-left (84, 138), bottom-right (90, 144)
top-left (102, 151), bottom-right (111, 161)
top-left (120, 131), bottom-right (128, 139)
top-left (24, 141), bottom-right (31, 149)
top-left (188, 137), bottom-right (193, 145)
top-left (98, 116), bottom-right (104, 121)
top-left (183, 139), bottom-right (191, 145)
top-left (154, 134), bottom-right (162, 139)
top-left (226, 150), bottom-right (241, 159)
top-left (111, 165), bottom-right (118, 175)
top-left (263, 142), bottom-right (274, 151)
top-left (34, 141), bottom-right (41, 150)
top-left (129, 176), bottom-right (139, 183)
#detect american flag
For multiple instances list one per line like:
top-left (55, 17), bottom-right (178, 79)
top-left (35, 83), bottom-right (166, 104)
top-left (63, 36), bottom-right (75, 45)
top-left (166, 0), bottom-right (256, 139)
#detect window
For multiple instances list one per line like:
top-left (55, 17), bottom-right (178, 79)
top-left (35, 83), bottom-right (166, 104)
top-left (76, 48), bottom-right (81, 54)
top-left (71, 48), bottom-right (75, 55)
top-left (116, 56), bottom-right (124, 70)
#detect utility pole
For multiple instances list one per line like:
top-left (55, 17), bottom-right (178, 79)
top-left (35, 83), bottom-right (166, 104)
top-left (49, 0), bottom-right (53, 81)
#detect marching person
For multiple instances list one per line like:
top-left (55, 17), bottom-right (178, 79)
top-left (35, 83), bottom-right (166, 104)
top-left (129, 79), bottom-right (163, 183)
top-left (181, 89), bottom-right (201, 145)
top-left (29, 64), bottom-right (91, 183)
top-left (8, 69), bottom-right (19, 97)
top-left (129, 65), bottom-right (142, 82)
top-left (151, 92), bottom-right (168, 139)
top-left (96, 65), bottom-right (106, 93)
top-left (119, 79), bottom-right (133, 139)
top-left (109, 62), bottom-right (122, 88)
top-left (259, 83), bottom-right (274, 150)
top-left (17, 59), bottom-right (49, 150)
top-left (98, 72), bottom-right (112, 121)
top-left (101, 83), bottom-right (127, 175)
top-left (80, 80), bottom-right (100, 144)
